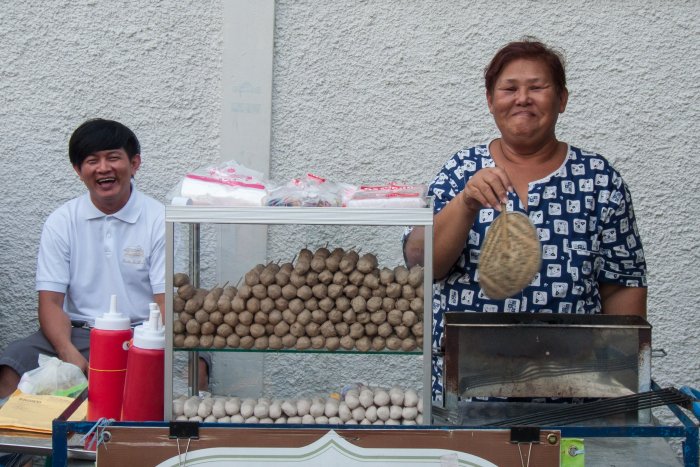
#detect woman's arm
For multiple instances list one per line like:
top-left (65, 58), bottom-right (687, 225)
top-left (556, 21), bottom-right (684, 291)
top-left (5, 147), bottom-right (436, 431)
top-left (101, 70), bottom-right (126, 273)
top-left (599, 283), bottom-right (647, 318)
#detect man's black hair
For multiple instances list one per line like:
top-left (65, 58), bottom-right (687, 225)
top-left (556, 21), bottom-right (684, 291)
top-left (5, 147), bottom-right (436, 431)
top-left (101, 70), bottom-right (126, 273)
top-left (68, 118), bottom-right (140, 167)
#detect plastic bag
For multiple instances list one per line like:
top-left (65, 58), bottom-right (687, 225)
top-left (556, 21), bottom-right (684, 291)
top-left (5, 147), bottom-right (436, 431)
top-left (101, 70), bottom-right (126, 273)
top-left (265, 173), bottom-right (356, 207)
top-left (167, 160), bottom-right (271, 206)
top-left (347, 182), bottom-right (428, 208)
top-left (17, 355), bottom-right (87, 397)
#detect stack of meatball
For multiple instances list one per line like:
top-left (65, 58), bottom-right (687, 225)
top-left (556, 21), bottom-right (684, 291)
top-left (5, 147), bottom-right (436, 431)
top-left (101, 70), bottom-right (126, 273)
top-left (173, 247), bottom-right (424, 352)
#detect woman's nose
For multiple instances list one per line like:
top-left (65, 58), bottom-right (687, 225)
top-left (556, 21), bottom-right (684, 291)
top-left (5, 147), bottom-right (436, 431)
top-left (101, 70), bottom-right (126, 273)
top-left (515, 88), bottom-right (530, 105)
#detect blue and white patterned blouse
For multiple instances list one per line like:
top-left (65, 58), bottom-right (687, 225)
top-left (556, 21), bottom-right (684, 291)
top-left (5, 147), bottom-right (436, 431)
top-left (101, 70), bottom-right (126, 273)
top-left (424, 142), bottom-right (647, 400)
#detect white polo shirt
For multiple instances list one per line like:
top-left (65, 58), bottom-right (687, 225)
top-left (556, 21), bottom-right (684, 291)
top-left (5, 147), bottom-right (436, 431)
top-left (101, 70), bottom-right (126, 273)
top-left (35, 184), bottom-right (165, 325)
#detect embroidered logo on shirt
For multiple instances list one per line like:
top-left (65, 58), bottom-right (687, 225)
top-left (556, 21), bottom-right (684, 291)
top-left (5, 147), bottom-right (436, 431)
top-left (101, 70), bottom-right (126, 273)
top-left (123, 246), bottom-right (145, 265)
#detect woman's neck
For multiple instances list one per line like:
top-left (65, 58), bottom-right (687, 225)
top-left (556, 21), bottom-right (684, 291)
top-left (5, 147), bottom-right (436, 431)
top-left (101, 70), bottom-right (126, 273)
top-left (497, 137), bottom-right (562, 166)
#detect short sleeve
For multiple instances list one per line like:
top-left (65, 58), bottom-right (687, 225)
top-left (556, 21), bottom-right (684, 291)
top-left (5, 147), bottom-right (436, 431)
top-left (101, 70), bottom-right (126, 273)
top-left (35, 216), bottom-right (70, 293)
top-left (597, 177), bottom-right (647, 286)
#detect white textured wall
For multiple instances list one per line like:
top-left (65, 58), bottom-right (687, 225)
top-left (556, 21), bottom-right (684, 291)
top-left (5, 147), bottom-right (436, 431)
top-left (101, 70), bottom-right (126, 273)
top-left (1, 0), bottom-right (698, 452)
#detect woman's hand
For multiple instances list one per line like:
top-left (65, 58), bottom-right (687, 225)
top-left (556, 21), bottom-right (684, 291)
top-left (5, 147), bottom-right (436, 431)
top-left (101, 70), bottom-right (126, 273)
top-left (461, 166), bottom-right (513, 211)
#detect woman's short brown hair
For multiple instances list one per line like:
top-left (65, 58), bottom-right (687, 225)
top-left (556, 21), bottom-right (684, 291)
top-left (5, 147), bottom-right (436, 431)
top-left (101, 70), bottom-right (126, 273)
top-left (484, 38), bottom-right (567, 96)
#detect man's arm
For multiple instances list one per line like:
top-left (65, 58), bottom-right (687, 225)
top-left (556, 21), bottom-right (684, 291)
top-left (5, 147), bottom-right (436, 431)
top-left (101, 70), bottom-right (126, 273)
top-left (37, 290), bottom-right (88, 373)
top-left (599, 283), bottom-right (647, 318)
top-left (154, 293), bottom-right (165, 324)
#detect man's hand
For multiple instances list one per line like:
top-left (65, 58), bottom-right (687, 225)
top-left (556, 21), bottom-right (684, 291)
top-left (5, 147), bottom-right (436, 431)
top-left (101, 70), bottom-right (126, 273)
top-left (58, 345), bottom-right (89, 374)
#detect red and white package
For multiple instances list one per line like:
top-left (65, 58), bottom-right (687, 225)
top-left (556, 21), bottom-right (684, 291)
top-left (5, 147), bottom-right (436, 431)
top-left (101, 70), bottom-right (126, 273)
top-left (347, 183), bottom-right (428, 208)
top-left (170, 161), bottom-right (271, 206)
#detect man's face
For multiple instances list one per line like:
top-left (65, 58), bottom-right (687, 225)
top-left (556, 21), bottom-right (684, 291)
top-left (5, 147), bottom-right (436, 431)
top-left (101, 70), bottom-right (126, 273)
top-left (73, 148), bottom-right (141, 214)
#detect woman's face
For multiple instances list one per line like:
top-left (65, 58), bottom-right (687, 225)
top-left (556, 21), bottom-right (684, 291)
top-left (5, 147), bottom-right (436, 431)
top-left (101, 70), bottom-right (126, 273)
top-left (487, 58), bottom-right (568, 147)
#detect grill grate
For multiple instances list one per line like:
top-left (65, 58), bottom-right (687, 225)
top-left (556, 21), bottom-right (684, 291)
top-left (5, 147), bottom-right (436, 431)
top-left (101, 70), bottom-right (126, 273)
top-left (484, 387), bottom-right (694, 427)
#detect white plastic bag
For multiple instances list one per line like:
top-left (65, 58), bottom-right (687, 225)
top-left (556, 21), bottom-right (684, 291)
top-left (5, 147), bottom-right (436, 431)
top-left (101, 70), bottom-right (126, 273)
top-left (17, 354), bottom-right (87, 397)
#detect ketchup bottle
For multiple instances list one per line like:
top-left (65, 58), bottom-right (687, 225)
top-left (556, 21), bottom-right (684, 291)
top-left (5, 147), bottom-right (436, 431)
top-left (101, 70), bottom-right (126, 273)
top-left (121, 303), bottom-right (165, 421)
top-left (87, 295), bottom-right (132, 421)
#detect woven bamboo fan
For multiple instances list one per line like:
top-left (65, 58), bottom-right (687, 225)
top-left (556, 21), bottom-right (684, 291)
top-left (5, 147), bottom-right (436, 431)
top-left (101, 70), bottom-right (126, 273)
top-left (478, 204), bottom-right (541, 300)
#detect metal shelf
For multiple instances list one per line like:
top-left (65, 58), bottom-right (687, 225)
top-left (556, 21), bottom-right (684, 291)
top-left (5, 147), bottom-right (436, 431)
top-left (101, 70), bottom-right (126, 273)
top-left (164, 204), bottom-right (434, 425)
top-left (165, 205), bottom-right (433, 226)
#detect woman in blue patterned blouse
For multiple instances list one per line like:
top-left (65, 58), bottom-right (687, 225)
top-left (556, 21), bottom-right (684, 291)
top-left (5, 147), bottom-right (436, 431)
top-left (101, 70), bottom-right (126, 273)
top-left (404, 39), bottom-right (647, 400)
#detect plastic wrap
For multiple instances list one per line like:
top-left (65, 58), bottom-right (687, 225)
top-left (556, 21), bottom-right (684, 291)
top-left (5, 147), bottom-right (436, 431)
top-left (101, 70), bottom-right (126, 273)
top-left (168, 161), bottom-right (271, 206)
top-left (347, 182), bottom-right (428, 208)
top-left (265, 173), bottom-right (356, 207)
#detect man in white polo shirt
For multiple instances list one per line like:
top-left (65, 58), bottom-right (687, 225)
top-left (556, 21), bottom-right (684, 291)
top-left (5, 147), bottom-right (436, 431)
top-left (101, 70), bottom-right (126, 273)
top-left (0, 119), bottom-right (207, 399)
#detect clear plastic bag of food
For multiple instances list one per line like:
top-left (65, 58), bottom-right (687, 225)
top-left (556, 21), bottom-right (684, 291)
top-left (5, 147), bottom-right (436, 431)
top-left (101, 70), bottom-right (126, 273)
top-left (265, 173), bottom-right (356, 207)
top-left (167, 160), bottom-right (271, 206)
top-left (347, 182), bottom-right (428, 208)
top-left (17, 355), bottom-right (87, 397)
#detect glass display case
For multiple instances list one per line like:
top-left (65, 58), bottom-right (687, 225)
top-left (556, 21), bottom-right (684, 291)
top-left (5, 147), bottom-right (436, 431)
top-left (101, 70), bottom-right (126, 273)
top-left (164, 205), bottom-right (433, 425)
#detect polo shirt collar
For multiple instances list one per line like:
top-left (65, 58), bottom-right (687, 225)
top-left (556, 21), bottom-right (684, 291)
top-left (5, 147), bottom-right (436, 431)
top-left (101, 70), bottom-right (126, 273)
top-left (83, 181), bottom-right (142, 223)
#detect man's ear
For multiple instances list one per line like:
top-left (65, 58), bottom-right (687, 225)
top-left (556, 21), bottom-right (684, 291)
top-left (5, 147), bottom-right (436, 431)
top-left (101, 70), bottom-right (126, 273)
top-left (130, 154), bottom-right (142, 174)
top-left (73, 164), bottom-right (82, 180)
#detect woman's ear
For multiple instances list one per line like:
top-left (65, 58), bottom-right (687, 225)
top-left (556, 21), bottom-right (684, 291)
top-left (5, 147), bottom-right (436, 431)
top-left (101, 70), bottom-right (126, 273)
top-left (559, 87), bottom-right (569, 113)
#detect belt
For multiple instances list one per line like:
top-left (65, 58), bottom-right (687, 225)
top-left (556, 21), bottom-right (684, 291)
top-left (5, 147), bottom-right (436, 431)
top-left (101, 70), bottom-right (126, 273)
top-left (70, 320), bottom-right (91, 329)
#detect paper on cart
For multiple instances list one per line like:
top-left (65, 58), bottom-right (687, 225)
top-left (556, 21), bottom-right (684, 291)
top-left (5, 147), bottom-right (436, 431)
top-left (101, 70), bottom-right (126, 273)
top-left (0, 389), bottom-right (86, 434)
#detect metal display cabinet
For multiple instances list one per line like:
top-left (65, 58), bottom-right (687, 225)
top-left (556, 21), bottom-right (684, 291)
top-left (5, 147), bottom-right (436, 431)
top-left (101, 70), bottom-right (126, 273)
top-left (164, 205), bottom-right (434, 424)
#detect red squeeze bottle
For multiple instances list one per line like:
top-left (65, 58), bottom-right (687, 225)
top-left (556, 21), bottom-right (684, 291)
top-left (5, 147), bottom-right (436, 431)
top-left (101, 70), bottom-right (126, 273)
top-left (87, 294), bottom-right (132, 421)
top-left (121, 303), bottom-right (165, 421)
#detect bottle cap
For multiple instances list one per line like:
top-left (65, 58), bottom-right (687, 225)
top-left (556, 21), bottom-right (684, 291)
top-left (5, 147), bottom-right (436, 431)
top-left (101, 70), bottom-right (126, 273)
top-left (132, 303), bottom-right (165, 350)
top-left (93, 295), bottom-right (131, 330)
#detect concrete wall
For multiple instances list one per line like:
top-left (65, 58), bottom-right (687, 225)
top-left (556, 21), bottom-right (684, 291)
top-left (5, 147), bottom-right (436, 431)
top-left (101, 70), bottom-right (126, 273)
top-left (1, 0), bottom-right (698, 449)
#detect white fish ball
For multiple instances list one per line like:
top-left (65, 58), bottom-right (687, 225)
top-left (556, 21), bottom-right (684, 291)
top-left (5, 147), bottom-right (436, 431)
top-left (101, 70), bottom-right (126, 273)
top-left (189, 416), bottom-right (203, 422)
top-left (389, 387), bottom-right (405, 406)
top-left (231, 414), bottom-right (244, 423)
top-left (365, 405), bottom-right (378, 422)
top-left (345, 420), bottom-right (358, 425)
top-left (282, 400), bottom-right (297, 417)
top-left (373, 389), bottom-right (390, 407)
top-left (175, 415), bottom-right (188, 421)
top-left (376, 406), bottom-right (390, 421)
top-left (198, 400), bottom-right (213, 418)
top-left (259, 418), bottom-right (274, 424)
top-left (240, 401), bottom-right (255, 418)
top-left (389, 405), bottom-right (403, 420)
top-left (310, 400), bottom-right (325, 418)
top-left (296, 399), bottom-right (311, 416)
top-left (359, 389), bottom-right (374, 409)
top-left (269, 401), bottom-right (283, 419)
top-left (183, 397), bottom-right (200, 418)
top-left (217, 416), bottom-right (231, 423)
top-left (244, 416), bottom-right (259, 424)
top-left (315, 416), bottom-right (329, 424)
top-left (372, 420), bottom-right (385, 425)
top-left (352, 406), bottom-right (366, 422)
top-left (338, 402), bottom-right (352, 422)
top-left (225, 398), bottom-right (241, 416)
top-left (324, 400), bottom-right (339, 417)
top-left (302, 414), bottom-right (315, 424)
top-left (404, 389), bottom-right (419, 408)
top-left (328, 416), bottom-right (342, 424)
top-left (402, 406), bottom-right (418, 421)
top-left (287, 416), bottom-right (302, 424)
top-left (212, 399), bottom-right (227, 418)
top-left (385, 419), bottom-right (400, 425)
top-left (416, 414), bottom-right (423, 425)
top-left (274, 417), bottom-right (287, 424)
top-left (204, 415), bottom-right (217, 423)
top-left (345, 394), bottom-right (360, 410)
top-left (173, 399), bottom-right (185, 416)
top-left (402, 420), bottom-right (417, 425)
top-left (253, 403), bottom-right (269, 419)
top-left (360, 419), bottom-right (372, 425)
